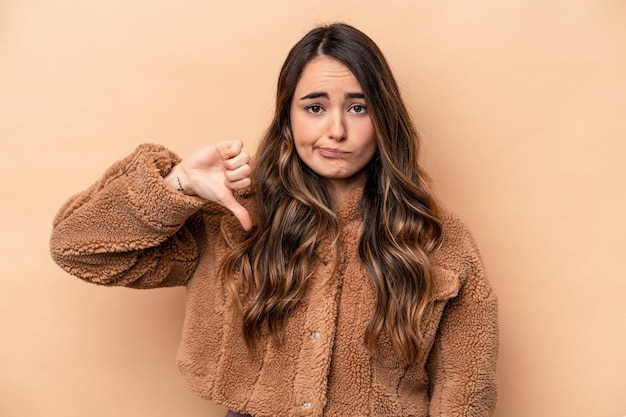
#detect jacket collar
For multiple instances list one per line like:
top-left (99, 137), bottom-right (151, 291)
top-left (431, 265), bottom-right (461, 300)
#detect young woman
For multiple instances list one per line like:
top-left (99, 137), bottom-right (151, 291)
top-left (51, 23), bottom-right (498, 417)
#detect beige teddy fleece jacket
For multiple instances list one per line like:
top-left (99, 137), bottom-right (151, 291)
top-left (50, 144), bottom-right (498, 417)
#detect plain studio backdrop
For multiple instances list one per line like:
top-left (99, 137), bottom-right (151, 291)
top-left (1, 1), bottom-right (625, 416)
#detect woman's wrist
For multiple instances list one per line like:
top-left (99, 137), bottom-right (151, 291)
top-left (164, 164), bottom-right (193, 195)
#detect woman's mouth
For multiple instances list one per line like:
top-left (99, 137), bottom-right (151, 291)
top-left (318, 147), bottom-right (348, 158)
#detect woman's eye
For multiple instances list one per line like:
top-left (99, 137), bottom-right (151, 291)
top-left (306, 105), bottom-right (323, 113)
top-left (351, 104), bottom-right (367, 114)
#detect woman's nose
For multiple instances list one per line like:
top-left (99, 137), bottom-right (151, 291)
top-left (328, 111), bottom-right (346, 141)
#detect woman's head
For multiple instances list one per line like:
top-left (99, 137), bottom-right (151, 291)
top-left (258, 22), bottom-right (423, 199)
top-left (289, 55), bottom-right (377, 199)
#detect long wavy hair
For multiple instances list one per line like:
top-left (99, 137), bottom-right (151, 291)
top-left (221, 23), bottom-right (442, 364)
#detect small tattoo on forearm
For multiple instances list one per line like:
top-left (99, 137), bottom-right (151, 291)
top-left (176, 177), bottom-right (184, 192)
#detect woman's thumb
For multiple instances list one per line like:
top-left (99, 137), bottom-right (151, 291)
top-left (221, 197), bottom-right (253, 231)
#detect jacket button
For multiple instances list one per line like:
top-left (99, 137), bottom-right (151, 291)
top-left (302, 402), bottom-right (311, 409)
top-left (311, 331), bottom-right (320, 341)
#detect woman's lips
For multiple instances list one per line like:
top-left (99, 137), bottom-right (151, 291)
top-left (318, 147), bottom-right (348, 158)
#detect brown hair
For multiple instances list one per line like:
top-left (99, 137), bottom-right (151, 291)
top-left (221, 23), bottom-right (442, 364)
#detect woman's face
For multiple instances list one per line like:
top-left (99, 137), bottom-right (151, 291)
top-left (290, 56), bottom-right (377, 198)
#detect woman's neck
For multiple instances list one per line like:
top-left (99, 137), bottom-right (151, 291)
top-left (329, 172), bottom-right (367, 207)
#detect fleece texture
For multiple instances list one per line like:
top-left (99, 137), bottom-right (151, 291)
top-left (50, 144), bottom-right (499, 417)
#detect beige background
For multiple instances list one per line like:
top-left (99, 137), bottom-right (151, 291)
top-left (1, 1), bottom-right (625, 416)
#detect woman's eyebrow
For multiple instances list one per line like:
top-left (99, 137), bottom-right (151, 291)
top-left (299, 91), bottom-right (365, 100)
top-left (299, 92), bottom-right (329, 100)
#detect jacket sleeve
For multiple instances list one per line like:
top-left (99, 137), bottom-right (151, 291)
top-left (50, 143), bottom-right (209, 289)
top-left (427, 218), bottom-right (499, 416)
